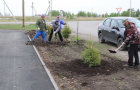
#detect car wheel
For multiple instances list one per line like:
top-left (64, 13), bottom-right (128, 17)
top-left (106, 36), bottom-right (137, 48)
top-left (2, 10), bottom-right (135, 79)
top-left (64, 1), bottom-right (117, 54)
top-left (117, 38), bottom-right (126, 50)
top-left (99, 33), bottom-right (105, 43)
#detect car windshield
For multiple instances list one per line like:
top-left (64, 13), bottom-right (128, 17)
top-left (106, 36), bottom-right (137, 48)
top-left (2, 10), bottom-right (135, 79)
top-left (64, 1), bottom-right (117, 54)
top-left (118, 19), bottom-right (140, 28)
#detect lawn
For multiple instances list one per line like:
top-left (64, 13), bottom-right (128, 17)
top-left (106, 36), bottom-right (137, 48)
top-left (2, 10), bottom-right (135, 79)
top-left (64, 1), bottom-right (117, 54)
top-left (0, 24), bottom-right (37, 30)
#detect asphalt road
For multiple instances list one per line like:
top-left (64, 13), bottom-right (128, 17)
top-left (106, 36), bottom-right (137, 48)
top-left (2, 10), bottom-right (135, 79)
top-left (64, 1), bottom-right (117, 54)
top-left (0, 21), bottom-right (102, 41)
top-left (67, 21), bottom-right (102, 37)
top-left (0, 30), bottom-right (55, 90)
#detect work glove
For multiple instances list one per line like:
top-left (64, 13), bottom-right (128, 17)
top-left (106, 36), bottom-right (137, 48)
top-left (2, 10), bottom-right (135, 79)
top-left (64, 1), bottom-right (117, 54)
top-left (50, 24), bottom-right (53, 26)
top-left (53, 31), bottom-right (56, 34)
top-left (122, 42), bottom-right (125, 45)
top-left (38, 27), bottom-right (40, 30)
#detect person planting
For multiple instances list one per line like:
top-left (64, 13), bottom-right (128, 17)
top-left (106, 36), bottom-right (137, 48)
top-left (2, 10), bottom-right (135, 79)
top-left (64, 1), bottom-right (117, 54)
top-left (122, 18), bottom-right (140, 67)
top-left (32, 14), bottom-right (47, 42)
top-left (54, 16), bottom-right (66, 38)
top-left (55, 16), bottom-right (66, 30)
top-left (48, 19), bottom-right (63, 43)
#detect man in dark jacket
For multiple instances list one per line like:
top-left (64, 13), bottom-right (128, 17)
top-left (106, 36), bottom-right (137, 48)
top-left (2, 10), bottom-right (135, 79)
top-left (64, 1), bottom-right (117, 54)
top-left (54, 16), bottom-right (66, 39)
top-left (48, 19), bottom-right (63, 42)
top-left (122, 18), bottom-right (140, 67)
top-left (32, 14), bottom-right (47, 41)
top-left (55, 16), bottom-right (66, 29)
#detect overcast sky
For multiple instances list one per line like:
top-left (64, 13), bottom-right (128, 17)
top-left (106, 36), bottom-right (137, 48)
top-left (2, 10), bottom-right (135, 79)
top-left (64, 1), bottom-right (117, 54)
top-left (0, 0), bottom-right (140, 16)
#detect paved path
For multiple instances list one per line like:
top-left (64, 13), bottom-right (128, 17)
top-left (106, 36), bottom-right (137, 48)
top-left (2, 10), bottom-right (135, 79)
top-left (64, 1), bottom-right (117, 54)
top-left (0, 30), bottom-right (55, 90)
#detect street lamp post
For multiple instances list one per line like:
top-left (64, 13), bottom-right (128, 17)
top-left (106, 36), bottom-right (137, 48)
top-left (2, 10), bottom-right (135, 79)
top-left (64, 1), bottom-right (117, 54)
top-left (130, 0), bottom-right (131, 17)
top-left (51, 0), bottom-right (52, 18)
top-left (32, 2), bottom-right (34, 17)
top-left (22, 0), bottom-right (25, 27)
top-left (3, 0), bottom-right (5, 16)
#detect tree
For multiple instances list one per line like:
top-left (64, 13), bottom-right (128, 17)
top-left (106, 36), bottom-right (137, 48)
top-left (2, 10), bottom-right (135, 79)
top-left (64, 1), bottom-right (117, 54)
top-left (51, 10), bottom-right (60, 17)
top-left (66, 12), bottom-right (74, 19)
top-left (77, 11), bottom-right (87, 17)
top-left (121, 8), bottom-right (135, 17)
top-left (109, 13), bottom-right (118, 17)
top-left (62, 25), bottom-right (72, 39)
top-left (87, 12), bottom-right (92, 17)
top-left (92, 13), bottom-right (97, 17)
top-left (121, 11), bottom-right (129, 16)
top-left (82, 41), bottom-right (101, 67)
top-left (136, 9), bottom-right (140, 17)
top-left (105, 13), bottom-right (109, 17)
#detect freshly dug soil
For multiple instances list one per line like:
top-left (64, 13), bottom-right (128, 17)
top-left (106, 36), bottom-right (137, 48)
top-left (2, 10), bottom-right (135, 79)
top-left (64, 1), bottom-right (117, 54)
top-left (26, 30), bottom-right (140, 90)
top-left (50, 56), bottom-right (125, 78)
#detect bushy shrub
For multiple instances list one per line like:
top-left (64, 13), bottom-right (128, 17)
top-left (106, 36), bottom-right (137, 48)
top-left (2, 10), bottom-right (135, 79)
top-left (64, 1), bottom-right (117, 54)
top-left (46, 24), bottom-right (52, 34)
top-left (62, 25), bottom-right (72, 39)
top-left (82, 41), bottom-right (101, 67)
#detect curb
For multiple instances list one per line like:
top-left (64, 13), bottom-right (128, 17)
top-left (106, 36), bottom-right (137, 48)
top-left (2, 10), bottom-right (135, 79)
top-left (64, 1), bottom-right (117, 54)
top-left (27, 35), bottom-right (58, 90)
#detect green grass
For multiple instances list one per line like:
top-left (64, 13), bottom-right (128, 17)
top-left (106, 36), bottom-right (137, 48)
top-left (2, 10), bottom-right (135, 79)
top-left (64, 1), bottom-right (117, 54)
top-left (0, 24), bottom-right (37, 30)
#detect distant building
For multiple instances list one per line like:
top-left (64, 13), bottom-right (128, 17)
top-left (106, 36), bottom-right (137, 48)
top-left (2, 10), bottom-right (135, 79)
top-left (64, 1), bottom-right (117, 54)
top-left (60, 10), bottom-right (63, 17)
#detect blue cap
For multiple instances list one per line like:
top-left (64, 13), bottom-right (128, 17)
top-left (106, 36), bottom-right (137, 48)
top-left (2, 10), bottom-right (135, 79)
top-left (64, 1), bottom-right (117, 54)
top-left (57, 16), bottom-right (59, 18)
top-left (41, 14), bottom-right (45, 17)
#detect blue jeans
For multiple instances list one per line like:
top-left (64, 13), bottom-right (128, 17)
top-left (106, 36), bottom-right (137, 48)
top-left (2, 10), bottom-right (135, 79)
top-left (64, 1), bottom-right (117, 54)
top-left (32, 31), bottom-right (45, 41)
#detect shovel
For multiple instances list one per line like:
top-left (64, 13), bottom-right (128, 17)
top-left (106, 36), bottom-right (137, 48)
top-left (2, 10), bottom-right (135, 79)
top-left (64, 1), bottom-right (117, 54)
top-left (108, 43), bottom-right (125, 53)
top-left (52, 28), bottom-right (57, 43)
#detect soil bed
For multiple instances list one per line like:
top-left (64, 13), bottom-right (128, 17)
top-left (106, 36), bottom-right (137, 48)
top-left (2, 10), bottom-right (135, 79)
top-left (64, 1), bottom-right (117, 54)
top-left (26, 30), bottom-right (140, 90)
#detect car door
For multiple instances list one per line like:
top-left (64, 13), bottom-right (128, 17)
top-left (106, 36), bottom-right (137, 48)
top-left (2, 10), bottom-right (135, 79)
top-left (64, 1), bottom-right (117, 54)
top-left (110, 19), bottom-right (119, 43)
top-left (102, 19), bottom-right (111, 40)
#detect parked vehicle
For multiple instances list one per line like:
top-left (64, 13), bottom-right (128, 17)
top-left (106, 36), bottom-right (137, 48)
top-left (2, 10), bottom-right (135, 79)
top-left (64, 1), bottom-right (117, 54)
top-left (98, 17), bottom-right (140, 50)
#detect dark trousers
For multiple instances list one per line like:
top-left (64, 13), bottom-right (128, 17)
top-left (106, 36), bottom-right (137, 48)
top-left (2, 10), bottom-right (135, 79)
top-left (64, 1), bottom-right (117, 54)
top-left (128, 44), bottom-right (139, 66)
top-left (55, 30), bottom-right (61, 38)
top-left (48, 28), bottom-right (63, 42)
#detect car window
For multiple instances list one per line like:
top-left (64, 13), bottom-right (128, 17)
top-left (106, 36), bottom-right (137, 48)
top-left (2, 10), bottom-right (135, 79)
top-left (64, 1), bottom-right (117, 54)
top-left (104, 19), bottom-right (111, 27)
top-left (110, 20), bottom-right (117, 28)
top-left (118, 19), bottom-right (140, 28)
top-left (129, 19), bottom-right (140, 28)
top-left (117, 20), bottom-right (125, 28)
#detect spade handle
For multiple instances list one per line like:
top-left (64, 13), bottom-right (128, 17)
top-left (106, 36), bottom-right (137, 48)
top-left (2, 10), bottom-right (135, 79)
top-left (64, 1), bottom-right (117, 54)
top-left (115, 43), bottom-right (125, 52)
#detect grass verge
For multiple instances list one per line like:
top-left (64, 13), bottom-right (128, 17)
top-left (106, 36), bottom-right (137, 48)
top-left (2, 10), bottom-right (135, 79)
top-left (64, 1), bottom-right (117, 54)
top-left (0, 24), bottom-right (37, 30)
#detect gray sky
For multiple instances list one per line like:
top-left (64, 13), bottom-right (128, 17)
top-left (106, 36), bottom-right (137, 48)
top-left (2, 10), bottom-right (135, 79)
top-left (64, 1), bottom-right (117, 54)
top-left (0, 0), bottom-right (140, 16)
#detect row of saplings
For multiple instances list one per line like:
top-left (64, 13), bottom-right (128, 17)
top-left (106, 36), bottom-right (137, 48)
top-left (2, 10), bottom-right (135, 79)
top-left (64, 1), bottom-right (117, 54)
top-left (46, 24), bottom-right (101, 67)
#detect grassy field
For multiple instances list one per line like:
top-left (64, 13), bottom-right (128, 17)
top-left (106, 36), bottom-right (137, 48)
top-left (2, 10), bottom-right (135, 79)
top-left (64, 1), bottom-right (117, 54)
top-left (0, 16), bottom-right (106, 22)
top-left (0, 24), bottom-right (37, 30)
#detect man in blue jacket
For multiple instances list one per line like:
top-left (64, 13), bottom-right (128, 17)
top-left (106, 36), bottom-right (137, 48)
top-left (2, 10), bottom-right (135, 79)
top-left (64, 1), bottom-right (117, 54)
top-left (55, 16), bottom-right (66, 40)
